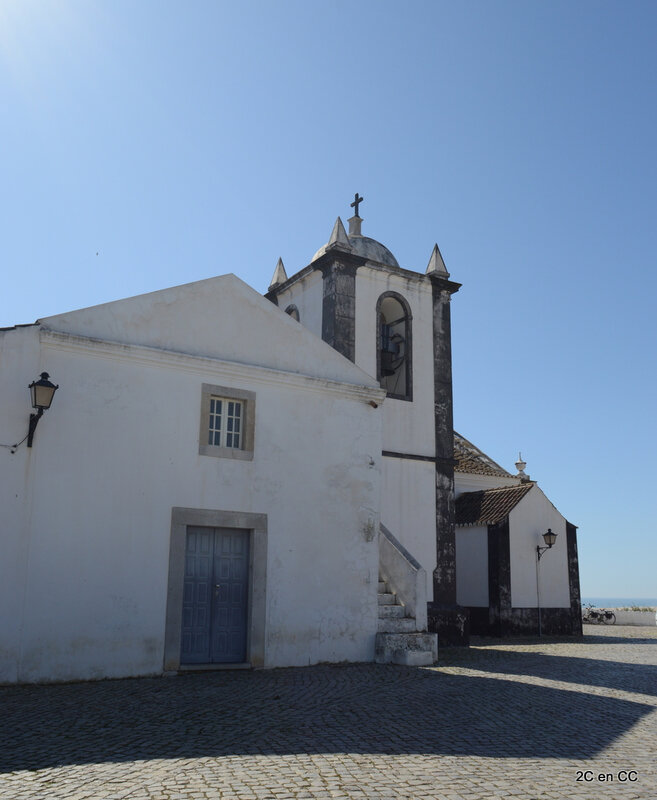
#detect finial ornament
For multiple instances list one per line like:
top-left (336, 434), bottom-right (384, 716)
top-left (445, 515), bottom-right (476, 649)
top-left (350, 193), bottom-right (364, 217)
top-left (426, 243), bottom-right (449, 277)
top-left (515, 452), bottom-right (529, 480)
top-left (268, 257), bottom-right (288, 290)
top-left (327, 217), bottom-right (352, 251)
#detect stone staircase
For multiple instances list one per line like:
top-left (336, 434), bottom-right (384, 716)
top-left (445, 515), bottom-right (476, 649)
top-left (375, 576), bottom-right (437, 666)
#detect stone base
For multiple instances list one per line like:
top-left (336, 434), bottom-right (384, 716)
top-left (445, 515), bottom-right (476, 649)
top-left (392, 649), bottom-right (434, 666)
top-left (467, 606), bottom-right (582, 637)
top-left (427, 604), bottom-right (470, 647)
top-left (374, 632), bottom-right (438, 664)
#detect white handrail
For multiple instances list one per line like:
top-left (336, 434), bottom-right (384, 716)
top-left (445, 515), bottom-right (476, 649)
top-left (379, 524), bottom-right (428, 631)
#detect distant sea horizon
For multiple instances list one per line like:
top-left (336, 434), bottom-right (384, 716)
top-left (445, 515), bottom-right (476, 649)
top-left (582, 596), bottom-right (657, 608)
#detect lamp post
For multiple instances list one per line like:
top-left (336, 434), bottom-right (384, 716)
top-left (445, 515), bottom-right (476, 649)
top-left (536, 528), bottom-right (558, 636)
top-left (27, 372), bottom-right (58, 447)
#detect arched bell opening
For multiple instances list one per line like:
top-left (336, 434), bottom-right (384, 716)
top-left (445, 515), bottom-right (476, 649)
top-left (376, 292), bottom-right (412, 400)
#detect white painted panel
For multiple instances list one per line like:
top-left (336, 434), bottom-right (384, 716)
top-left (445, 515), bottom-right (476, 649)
top-left (509, 487), bottom-right (570, 608)
top-left (381, 457), bottom-right (436, 599)
top-left (355, 268), bottom-right (436, 456)
top-left (273, 269), bottom-right (324, 339)
top-left (0, 316), bottom-right (382, 682)
top-left (456, 526), bottom-right (489, 607)
top-left (41, 273), bottom-right (376, 388)
top-left (0, 327), bottom-right (42, 683)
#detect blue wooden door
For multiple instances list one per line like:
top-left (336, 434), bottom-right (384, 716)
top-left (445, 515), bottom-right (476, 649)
top-left (181, 526), bottom-right (249, 664)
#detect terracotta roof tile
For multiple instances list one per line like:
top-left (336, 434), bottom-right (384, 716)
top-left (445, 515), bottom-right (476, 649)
top-left (453, 432), bottom-right (512, 477)
top-left (455, 483), bottom-right (534, 526)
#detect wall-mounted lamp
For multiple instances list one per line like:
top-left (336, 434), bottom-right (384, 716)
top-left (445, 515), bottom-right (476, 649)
top-left (536, 528), bottom-right (558, 560)
top-left (27, 372), bottom-right (58, 447)
top-left (536, 528), bottom-right (558, 636)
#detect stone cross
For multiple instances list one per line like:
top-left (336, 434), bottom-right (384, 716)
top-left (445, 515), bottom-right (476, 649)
top-left (350, 193), bottom-right (364, 217)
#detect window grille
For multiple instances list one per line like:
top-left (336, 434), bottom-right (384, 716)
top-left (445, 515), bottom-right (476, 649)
top-left (209, 397), bottom-right (243, 449)
top-left (376, 292), bottom-right (412, 401)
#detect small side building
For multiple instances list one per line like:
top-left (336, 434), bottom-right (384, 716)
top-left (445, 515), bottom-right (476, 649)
top-left (453, 434), bottom-right (582, 636)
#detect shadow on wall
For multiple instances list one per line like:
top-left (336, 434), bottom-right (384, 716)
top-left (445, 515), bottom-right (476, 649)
top-left (1, 662), bottom-right (653, 772)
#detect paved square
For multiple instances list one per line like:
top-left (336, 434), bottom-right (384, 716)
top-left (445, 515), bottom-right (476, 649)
top-left (2, 626), bottom-right (655, 799)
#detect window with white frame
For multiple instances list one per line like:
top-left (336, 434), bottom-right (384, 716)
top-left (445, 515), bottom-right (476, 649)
top-left (208, 396), bottom-right (243, 448)
top-left (199, 384), bottom-right (255, 460)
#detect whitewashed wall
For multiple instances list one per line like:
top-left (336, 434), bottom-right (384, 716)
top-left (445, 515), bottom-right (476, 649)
top-left (0, 326), bottom-right (42, 683)
top-left (455, 526), bottom-right (489, 607)
top-left (0, 278), bottom-right (384, 683)
top-left (355, 267), bottom-right (438, 596)
top-left (381, 458), bottom-right (436, 596)
top-left (509, 487), bottom-right (570, 608)
top-left (273, 262), bottom-right (440, 602)
top-left (273, 269), bottom-right (323, 338)
top-left (355, 267), bottom-right (436, 456)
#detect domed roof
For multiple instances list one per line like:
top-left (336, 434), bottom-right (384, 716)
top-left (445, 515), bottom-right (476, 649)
top-left (311, 216), bottom-right (400, 269)
top-left (312, 236), bottom-right (400, 269)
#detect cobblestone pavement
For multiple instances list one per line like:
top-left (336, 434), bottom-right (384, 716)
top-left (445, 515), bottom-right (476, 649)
top-left (1, 626), bottom-right (656, 800)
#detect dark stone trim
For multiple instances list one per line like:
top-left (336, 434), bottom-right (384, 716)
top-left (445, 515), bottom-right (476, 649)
top-left (427, 273), bottom-right (462, 295)
top-left (314, 250), bottom-right (366, 364)
top-left (382, 450), bottom-right (435, 463)
top-left (313, 250), bottom-right (366, 275)
top-left (470, 518), bottom-right (583, 637)
top-left (264, 250), bottom-right (460, 303)
top-left (467, 606), bottom-right (490, 634)
top-left (487, 518), bottom-right (511, 636)
top-left (264, 263), bottom-right (316, 301)
top-left (427, 604), bottom-right (470, 646)
top-left (432, 278), bottom-right (457, 607)
top-left (566, 521), bottom-right (583, 636)
top-left (375, 290), bottom-right (413, 402)
top-left (364, 260), bottom-right (458, 285)
top-left (467, 606), bottom-right (582, 637)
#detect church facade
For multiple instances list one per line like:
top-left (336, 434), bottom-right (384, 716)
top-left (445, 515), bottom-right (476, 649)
top-left (0, 200), bottom-right (581, 684)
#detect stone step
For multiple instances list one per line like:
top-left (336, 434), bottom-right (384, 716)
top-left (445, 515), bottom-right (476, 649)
top-left (375, 632), bottom-right (438, 664)
top-left (378, 604), bottom-right (406, 619)
top-left (377, 617), bottom-right (417, 634)
top-left (378, 581), bottom-right (387, 593)
top-left (377, 592), bottom-right (397, 606)
top-left (393, 650), bottom-right (435, 667)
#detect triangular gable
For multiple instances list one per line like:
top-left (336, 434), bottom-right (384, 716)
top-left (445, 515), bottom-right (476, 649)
top-left (39, 274), bottom-right (380, 388)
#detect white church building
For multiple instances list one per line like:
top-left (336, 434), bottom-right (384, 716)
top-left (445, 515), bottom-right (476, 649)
top-left (0, 200), bottom-right (581, 683)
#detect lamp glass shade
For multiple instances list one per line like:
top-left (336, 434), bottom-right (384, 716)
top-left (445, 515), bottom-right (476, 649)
top-left (29, 373), bottom-right (58, 410)
top-left (542, 528), bottom-right (558, 548)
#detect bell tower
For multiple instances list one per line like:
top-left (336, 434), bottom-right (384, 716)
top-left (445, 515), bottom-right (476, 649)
top-left (266, 198), bottom-right (468, 645)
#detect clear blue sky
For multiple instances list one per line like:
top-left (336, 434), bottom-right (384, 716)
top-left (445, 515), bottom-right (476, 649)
top-left (2, 0), bottom-right (655, 598)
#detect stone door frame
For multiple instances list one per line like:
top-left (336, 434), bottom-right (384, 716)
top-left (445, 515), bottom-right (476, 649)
top-left (164, 507), bottom-right (267, 670)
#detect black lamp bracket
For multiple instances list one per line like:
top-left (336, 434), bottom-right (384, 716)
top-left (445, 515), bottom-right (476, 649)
top-left (27, 408), bottom-right (44, 448)
top-left (537, 544), bottom-right (551, 561)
